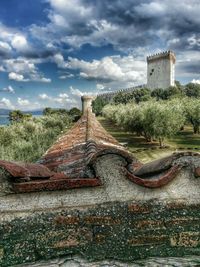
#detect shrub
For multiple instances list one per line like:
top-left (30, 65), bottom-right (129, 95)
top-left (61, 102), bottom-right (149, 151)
top-left (0, 113), bottom-right (72, 162)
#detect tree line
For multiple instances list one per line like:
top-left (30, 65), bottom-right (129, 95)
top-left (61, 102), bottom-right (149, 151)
top-left (9, 107), bottom-right (81, 123)
top-left (92, 82), bottom-right (200, 116)
top-left (100, 82), bottom-right (200, 148)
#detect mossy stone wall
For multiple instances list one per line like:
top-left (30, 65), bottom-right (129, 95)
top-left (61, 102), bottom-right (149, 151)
top-left (1, 200), bottom-right (200, 266)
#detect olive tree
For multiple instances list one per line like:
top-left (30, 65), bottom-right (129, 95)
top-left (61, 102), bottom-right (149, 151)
top-left (144, 101), bottom-right (185, 147)
top-left (183, 98), bottom-right (200, 134)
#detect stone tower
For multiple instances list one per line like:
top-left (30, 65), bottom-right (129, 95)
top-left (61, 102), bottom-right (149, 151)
top-left (147, 50), bottom-right (176, 89)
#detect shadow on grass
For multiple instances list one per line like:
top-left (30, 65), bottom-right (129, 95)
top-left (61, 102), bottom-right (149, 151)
top-left (98, 117), bottom-right (200, 163)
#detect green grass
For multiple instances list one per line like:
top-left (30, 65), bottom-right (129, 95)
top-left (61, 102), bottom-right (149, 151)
top-left (98, 117), bottom-right (200, 163)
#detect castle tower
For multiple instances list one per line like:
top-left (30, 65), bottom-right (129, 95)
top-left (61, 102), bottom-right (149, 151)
top-left (147, 50), bottom-right (176, 89)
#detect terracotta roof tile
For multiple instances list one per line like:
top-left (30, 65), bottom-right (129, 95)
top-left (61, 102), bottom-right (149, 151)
top-left (39, 110), bottom-right (133, 178)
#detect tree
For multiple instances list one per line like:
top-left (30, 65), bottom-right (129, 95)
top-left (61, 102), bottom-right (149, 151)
top-left (131, 88), bottom-right (151, 103)
top-left (175, 80), bottom-right (183, 90)
top-left (68, 107), bottom-right (81, 122)
top-left (92, 96), bottom-right (109, 116)
top-left (184, 83), bottom-right (200, 98)
top-left (135, 100), bottom-right (185, 146)
top-left (113, 88), bottom-right (151, 105)
top-left (9, 110), bottom-right (32, 123)
top-left (43, 107), bottom-right (68, 116)
top-left (102, 100), bottom-right (186, 147)
top-left (151, 86), bottom-right (183, 101)
top-left (151, 88), bottom-right (165, 100)
top-left (43, 107), bottom-right (53, 116)
top-left (113, 91), bottom-right (132, 104)
top-left (183, 98), bottom-right (200, 134)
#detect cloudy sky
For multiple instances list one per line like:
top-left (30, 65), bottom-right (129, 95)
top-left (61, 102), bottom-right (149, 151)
top-left (0, 0), bottom-right (199, 110)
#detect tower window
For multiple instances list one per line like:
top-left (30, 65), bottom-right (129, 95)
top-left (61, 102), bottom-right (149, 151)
top-left (150, 68), bottom-right (154, 76)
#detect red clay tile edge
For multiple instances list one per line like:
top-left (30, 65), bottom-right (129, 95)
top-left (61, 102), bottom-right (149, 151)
top-left (126, 165), bottom-right (182, 188)
top-left (12, 178), bottom-right (102, 193)
top-left (0, 160), bottom-right (52, 178)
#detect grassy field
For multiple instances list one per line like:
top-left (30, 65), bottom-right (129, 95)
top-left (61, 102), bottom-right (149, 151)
top-left (98, 117), bottom-right (200, 163)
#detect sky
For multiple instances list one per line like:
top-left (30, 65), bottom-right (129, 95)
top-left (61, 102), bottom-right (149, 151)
top-left (0, 0), bottom-right (199, 111)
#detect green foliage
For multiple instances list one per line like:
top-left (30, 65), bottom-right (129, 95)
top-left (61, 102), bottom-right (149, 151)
top-left (113, 88), bottom-right (151, 105)
top-left (0, 113), bottom-right (72, 162)
top-left (92, 96), bottom-right (109, 116)
top-left (68, 107), bottom-right (82, 122)
top-left (183, 98), bottom-right (200, 134)
top-left (151, 86), bottom-right (183, 100)
top-left (184, 83), bottom-right (200, 98)
top-left (9, 110), bottom-right (32, 123)
top-left (113, 91), bottom-right (132, 104)
top-left (43, 107), bottom-right (68, 116)
top-left (131, 88), bottom-right (151, 103)
top-left (103, 99), bottom-right (186, 147)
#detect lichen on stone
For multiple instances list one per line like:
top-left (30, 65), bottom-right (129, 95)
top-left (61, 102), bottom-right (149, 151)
top-left (0, 167), bottom-right (13, 195)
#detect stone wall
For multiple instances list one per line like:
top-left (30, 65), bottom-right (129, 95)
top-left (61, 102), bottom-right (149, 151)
top-left (1, 199), bottom-right (200, 266)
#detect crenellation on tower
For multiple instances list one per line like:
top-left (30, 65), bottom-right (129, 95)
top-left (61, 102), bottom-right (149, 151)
top-left (147, 50), bottom-right (176, 64)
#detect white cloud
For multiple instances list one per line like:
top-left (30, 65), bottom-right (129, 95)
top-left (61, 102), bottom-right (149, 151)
top-left (191, 79), bottom-right (200, 84)
top-left (59, 93), bottom-right (69, 98)
top-left (0, 97), bottom-right (14, 109)
top-left (39, 90), bottom-right (77, 107)
top-left (70, 86), bottom-right (93, 97)
top-left (34, 76), bottom-right (51, 83)
top-left (54, 97), bottom-right (76, 105)
top-left (55, 91), bottom-right (77, 105)
top-left (0, 41), bottom-right (12, 54)
top-left (4, 58), bottom-right (36, 74)
top-left (48, 0), bottom-right (93, 25)
top-left (1, 85), bottom-right (15, 93)
top-left (59, 73), bottom-right (74, 79)
top-left (0, 66), bottom-right (5, 72)
top-left (53, 53), bottom-right (146, 87)
top-left (8, 72), bottom-right (26, 81)
top-left (39, 93), bottom-right (51, 100)
top-left (96, 84), bottom-right (105, 90)
top-left (53, 53), bottom-right (68, 68)
top-left (17, 97), bottom-right (30, 106)
top-left (65, 55), bottom-right (146, 88)
top-left (4, 58), bottom-right (51, 82)
top-left (188, 35), bottom-right (200, 47)
top-left (11, 34), bottom-right (30, 52)
top-left (134, 2), bottom-right (166, 17)
top-left (70, 86), bottom-right (84, 97)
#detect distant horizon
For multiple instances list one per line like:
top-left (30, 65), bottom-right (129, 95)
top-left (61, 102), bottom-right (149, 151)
top-left (0, 0), bottom-right (199, 111)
